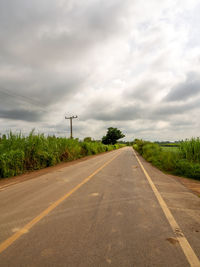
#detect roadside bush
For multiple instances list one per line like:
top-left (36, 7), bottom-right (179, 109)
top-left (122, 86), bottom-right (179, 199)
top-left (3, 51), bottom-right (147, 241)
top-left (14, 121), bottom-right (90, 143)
top-left (133, 139), bottom-right (200, 180)
top-left (158, 151), bottom-right (178, 172)
top-left (0, 150), bottom-right (25, 177)
top-left (174, 160), bottom-right (200, 179)
top-left (142, 143), bottom-right (161, 162)
top-left (133, 139), bottom-right (151, 155)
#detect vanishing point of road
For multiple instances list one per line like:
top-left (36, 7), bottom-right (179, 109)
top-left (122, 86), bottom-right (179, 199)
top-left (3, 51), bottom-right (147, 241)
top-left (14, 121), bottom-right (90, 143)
top-left (0, 147), bottom-right (199, 266)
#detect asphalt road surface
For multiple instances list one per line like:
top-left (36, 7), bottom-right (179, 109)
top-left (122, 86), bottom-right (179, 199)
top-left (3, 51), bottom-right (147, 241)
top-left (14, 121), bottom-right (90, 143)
top-left (0, 147), bottom-right (199, 267)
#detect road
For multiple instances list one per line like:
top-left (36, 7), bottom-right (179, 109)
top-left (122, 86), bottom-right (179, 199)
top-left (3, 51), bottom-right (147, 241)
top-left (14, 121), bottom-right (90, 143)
top-left (0, 147), bottom-right (199, 267)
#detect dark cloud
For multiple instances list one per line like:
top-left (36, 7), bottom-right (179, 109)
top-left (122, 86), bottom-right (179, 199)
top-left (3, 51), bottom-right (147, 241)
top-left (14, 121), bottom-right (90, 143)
top-left (0, 0), bottom-right (131, 123)
top-left (125, 79), bottom-right (161, 100)
top-left (151, 102), bottom-right (194, 118)
top-left (82, 82), bottom-right (200, 125)
top-left (0, 109), bottom-right (43, 122)
top-left (0, 0), bottom-right (130, 66)
top-left (82, 99), bottom-right (143, 121)
top-left (165, 72), bottom-right (200, 102)
top-left (0, 71), bottom-right (85, 123)
top-left (92, 106), bottom-right (141, 121)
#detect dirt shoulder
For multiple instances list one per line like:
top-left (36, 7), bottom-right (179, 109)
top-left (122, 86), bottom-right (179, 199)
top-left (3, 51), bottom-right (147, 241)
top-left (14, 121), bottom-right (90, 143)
top-left (170, 174), bottom-right (200, 197)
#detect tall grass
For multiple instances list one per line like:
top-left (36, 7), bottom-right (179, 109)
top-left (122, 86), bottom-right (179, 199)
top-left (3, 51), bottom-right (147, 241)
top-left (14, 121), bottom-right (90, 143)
top-left (179, 138), bottom-right (200, 163)
top-left (133, 138), bottom-right (200, 180)
top-left (0, 132), bottom-right (125, 178)
top-left (161, 146), bottom-right (179, 152)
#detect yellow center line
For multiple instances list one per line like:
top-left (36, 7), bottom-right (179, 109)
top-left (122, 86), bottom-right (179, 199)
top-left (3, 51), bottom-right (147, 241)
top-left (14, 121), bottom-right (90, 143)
top-left (0, 181), bottom-right (19, 190)
top-left (0, 151), bottom-right (121, 254)
top-left (133, 149), bottom-right (200, 267)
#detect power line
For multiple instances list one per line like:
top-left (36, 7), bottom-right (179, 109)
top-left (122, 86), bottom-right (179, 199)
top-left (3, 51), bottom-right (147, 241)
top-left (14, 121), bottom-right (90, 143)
top-left (0, 88), bottom-right (47, 112)
top-left (0, 88), bottom-right (43, 106)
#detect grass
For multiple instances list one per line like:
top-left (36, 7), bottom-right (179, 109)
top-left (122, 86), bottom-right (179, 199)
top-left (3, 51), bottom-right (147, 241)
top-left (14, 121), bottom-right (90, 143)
top-left (160, 143), bottom-right (179, 147)
top-left (179, 138), bottom-right (200, 163)
top-left (161, 146), bottom-right (179, 152)
top-left (133, 138), bottom-right (200, 180)
top-left (0, 131), bottom-right (125, 178)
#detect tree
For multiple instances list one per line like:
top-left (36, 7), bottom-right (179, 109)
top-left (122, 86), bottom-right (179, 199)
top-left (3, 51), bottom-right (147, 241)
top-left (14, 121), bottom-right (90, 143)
top-left (102, 127), bottom-right (125, 145)
top-left (83, 137), bottom-right (92, 142)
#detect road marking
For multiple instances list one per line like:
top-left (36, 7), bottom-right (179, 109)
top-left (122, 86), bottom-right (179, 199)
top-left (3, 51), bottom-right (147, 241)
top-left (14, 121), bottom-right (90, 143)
top-left (0, 152), bottom-right (121, 254)
top-left (133, 150), bottom-right (200, 267)
top-left (0, 181), bottom-right (19, 190)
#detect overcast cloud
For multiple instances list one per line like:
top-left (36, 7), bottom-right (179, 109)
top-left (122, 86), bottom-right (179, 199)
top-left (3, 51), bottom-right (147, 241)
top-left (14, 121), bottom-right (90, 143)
top-left (0, 0), bottom-right (200, 141)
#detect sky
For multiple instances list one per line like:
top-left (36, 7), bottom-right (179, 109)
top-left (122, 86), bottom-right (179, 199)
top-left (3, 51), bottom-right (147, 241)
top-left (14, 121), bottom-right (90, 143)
top-left (0, 0), bottom-right (200, 141)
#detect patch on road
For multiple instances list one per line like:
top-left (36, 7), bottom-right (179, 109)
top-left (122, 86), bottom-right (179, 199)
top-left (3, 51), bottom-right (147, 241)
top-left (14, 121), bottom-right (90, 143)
top-left (90, 192), bottom-right (100, 197)
top-left (106, 259), bottom-right (112, 264)
top-left (132, 165), bottom-right (138, 168)
top-left (166, 237), bottom-right (179, 245)
top-left (41, 248), bottom-right (55, 257)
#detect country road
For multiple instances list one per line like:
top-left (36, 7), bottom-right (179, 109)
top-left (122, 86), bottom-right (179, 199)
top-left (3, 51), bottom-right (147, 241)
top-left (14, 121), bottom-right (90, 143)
top-left (0, 147), bottom-right (199, 267)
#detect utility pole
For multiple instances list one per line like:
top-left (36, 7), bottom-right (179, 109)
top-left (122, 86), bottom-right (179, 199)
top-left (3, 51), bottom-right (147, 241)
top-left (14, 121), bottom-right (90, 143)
top-left (65, 115), bottom-right (78, 139)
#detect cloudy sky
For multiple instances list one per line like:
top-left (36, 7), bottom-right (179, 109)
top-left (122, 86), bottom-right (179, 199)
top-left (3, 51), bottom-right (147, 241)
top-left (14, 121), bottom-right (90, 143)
top-left (0, 0), bottom-right (200, 141)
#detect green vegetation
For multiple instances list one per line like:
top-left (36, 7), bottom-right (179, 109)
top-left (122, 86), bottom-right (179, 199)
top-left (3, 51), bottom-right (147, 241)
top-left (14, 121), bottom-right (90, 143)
top-left (0, 131), bottom-right (125, 178)
top-left (83, 137), bottom-right (92, 142)
top-left (102, 127), bottom-right (125, 145)
top-left (179, 138), bottom-right (200, 163)
top-left (161, 146), bottom-right (179, 152)
top-left (155, 141), bottom-right (180, 147)
top-left (133, 138), bottom-right (200, 180)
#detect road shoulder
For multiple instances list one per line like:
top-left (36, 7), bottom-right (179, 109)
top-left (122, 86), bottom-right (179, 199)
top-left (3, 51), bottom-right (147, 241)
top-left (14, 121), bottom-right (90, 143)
top-left (133, 149), bottom-right (200, 197)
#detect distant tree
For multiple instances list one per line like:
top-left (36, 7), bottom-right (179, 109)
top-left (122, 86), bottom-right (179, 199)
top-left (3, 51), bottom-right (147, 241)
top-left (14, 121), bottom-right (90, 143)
top-left (102, 127), bottom-right (125, 145)
top-left (84, 137), bottom-right (92, 142)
